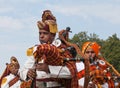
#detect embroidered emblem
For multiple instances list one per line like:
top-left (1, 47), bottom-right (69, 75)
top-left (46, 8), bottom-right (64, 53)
top-left (52, 39), bottom-right (61, 47)
top-left (99, 60), bottom-right (105, 65)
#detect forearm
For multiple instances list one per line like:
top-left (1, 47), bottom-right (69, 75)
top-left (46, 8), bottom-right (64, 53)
top-left (19, 56), bottom-right (35, 80)
top-left (48, 65), bottom-right (71, 77)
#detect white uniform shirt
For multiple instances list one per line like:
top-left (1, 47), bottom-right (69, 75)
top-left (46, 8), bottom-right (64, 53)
top-left (19, 39), bottom-right (71, 87)
top-left (1, 74), bottom-right (21, 88)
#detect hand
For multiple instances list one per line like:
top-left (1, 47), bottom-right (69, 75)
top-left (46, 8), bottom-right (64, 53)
top-left (35, 63), bottom-right (49, 73)
top-left (27, 69), bottom-right (36, 80)
top-left (79, 85), bottom-right (83, 88)
top-left (79, 83), bottom-right (95, 88)
top-left (87, 82), bottom-right (96, 88)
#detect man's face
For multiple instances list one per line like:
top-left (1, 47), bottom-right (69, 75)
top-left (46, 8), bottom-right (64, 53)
top-left (39, 29), bottom-right (55, 44)
top-left (84, 48), bottom-right (96, 59)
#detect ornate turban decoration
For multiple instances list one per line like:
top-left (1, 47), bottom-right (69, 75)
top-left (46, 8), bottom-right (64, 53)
top-left (82, 42), bottom-right (101, 56)
top-left (37, 10), bottom-right (58, 34)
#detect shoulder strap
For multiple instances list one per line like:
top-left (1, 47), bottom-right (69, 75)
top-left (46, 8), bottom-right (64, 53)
top-left (9, 75), bottom-right (20, 87)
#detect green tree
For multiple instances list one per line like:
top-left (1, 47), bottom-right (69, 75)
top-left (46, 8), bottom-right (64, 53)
top-left (101, 34), bottom-right (120, 71)
top-left (70, 31), bottom-right (89, 49)
top-left (70, 31), bottom-right (103, 49)
top-left (69, 32), bottom-right (120, 71)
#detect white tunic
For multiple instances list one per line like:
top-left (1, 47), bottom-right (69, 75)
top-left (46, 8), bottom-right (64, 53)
top-left (1, 74), bottom-right (21, 88)
top-left (19, 40), bottom-right (71, 87)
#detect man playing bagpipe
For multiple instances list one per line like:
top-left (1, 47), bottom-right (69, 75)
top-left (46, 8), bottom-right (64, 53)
top-left (19, 10), bottom-right (79, 88)
top-left (0, 56), bottom-right (21, 88)
top-left (77, 41), bottom-right (120, 88)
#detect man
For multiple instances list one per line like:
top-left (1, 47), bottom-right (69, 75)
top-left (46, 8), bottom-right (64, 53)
top-left (77, 41), bottom-right (115, 88)
top-left (0, 56), bottom-right (21, 88)
top-left (20, 10), bottom-right (78, 88)
top-left (20, 10), bottom-right (60, 88)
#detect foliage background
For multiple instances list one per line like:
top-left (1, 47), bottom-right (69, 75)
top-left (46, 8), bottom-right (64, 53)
top-left (70, 31), bottom-right (120, 72)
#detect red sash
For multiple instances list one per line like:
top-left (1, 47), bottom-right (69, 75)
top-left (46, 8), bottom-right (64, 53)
top-left (9, 75), bottom-right (20, 87)
top-left (77, 65), bottom-right (96, 79)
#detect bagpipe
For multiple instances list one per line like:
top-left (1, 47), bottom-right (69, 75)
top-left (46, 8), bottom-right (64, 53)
top-left (32, 27), bottom-right (120, 88)
top-left (58, 27), bottom-right (90, 88)
top-left (33, 27), bottom-right (90, 88)
top-left (63, 50), bottom-right (120, 88)
top-left (86, 58), bottom-right (120, 88)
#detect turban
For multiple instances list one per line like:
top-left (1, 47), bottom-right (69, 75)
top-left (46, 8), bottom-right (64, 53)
top-left (37, 10), bottom-right (58, 34)
top-left (82, 42), bottom-right (101, 56)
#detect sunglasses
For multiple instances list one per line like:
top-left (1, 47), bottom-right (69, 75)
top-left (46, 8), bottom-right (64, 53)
top-left (85, 51), bottom-right (95, 54)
